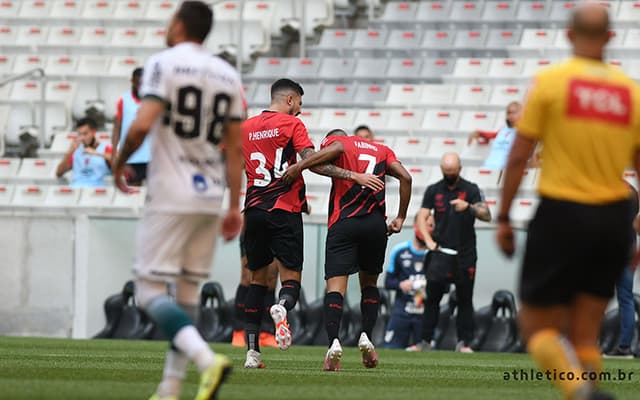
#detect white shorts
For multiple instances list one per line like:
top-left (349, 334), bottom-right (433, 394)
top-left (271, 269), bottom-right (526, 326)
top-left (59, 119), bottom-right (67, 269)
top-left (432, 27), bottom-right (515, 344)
top-left (134, 212), bottom-right (221, 283)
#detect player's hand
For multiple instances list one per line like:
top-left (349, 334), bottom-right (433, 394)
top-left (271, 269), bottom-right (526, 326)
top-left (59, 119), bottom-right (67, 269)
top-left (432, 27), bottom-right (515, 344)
top-left (113, 165), bottom-right (133, 193)
top-left (387, 216), bottom-right (405, 235)
top-left (450, 199), bottom-right (469, 212)
top-left (467, 131), bottom-right (481, 145)
top-left (83, 147), bottom-right (97, 155)
top-left (496, 222), bottom-right (515, 258)
top-left (426, 239), bottom-right (438, 251)
top-left (282, 164), bottom-right (302, 185)
top-left (399, 279), bottom-right (413, 293)
top-left (222, 207), bottom-right (243, 241)
top-left (352, 173), bottom-right (384, 192)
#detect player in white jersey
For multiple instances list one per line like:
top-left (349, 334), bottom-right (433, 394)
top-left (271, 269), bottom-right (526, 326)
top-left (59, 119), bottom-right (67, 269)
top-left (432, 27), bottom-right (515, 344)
top-left (112, 2), bottom-right (243, 400)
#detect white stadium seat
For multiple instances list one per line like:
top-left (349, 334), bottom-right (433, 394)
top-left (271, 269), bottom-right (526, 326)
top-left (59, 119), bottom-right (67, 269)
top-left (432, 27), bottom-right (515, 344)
top-left (80, 27), bottom-right (114, 47)
top-left (522, 58), bottom-right (555, 77)
top-left (520, 29), bottom-right (556, 49)
top-left (421, 84), bottom-right (457, 106)
top-left (422, 30), bottom-right (455, 50)
top-left (386, 84), bottom-right (423, 106)
top-left (13, 55), bottom-right (47, 76)
top-left (387, 58), bottom-right (422, 80)
top-left (297, 110), bottom-right (322, 132)
top-left (461, 142), bottom-right (493, 163)
top-left (354, 109), bottom-right (390, 132)
top-left (83, 0), bottom-right (116, 19)
top-left (16, 26), bottom-right (49, 46)
top-left (454, 30), bottom-right (487, 49)
top-left (17, 159), bottom-right (57, 180)
top-left (109, 56), bottom-right (144, 77)
top-left (48, 26), bottom-right (82, 47)
top-left (483, 1), bottom-right (517, 21)
top-left (511, 198), bottom-right (539, 225)
top-left (112, 186), bottom-right (146, 209)
top-left (449, 1), bottom-right (483, 21)
top-left (617, 1), bottom-right (640, 23)
top-left (517, 1), bottom-right (550, 21)
top-left (0, 1), bottom-right (19, 18)
top-left (51, 0), bottom-right (85, 18)
top-left (112, 27), bottom-right (145, 47)
top-left (50, 133), bottom-right (76, 153)
top-left (427, 137), bottom-right (465, 160)
top-left (490, 85), bottom-right (525, 107)
top-left (387, 109), bottom-right (425, 132)
top-left (394, 136), bottom-right (430, 161)
top-left (458, 111), bottom-right (498, 133)
top-left (0, 183), bottom-right (14, 205)
top-left (488, 58), bottom-right (525, 78)
top-left (12, 185), bottom-right (49, 206)
top-left (19, 0), bottom-right (53, 18)
top-left (113, 0), bottom-right (148, 19)
top-left (453, 58), bottom-right (490, 78)
top-left (213, 1), bottom-right (241, 22)
top-left (146, 0), bottom-right (178, 21)
top-left (462, 167), bottom-right (501, 190)
top-left (77, 55), bottom-right (110, 77)
top-left (416, 1), bottom-right (452, 21)
top-left (45, 186), bottom-right (81, 207)
top-left (317, 109), bottom-right (356, 131)
top-left (10, 80), bottom-right (43, 102)
top-left (46, 55), bottom-right (79, 77)
top-left (404, 165), bottom-right (431, 192)
top-left (318, 57), bottom-right (356, 80)
top-left (0, 26), bottom-right (17, 47)
top-left (79, 187), bottom-right (115, 208)
top-left (0, 54), bottom-right (15, 76)
top-left (0, 158), bottom-right (21, 179)
top-left (142, 27), bottom-right (167, 48)
top-left (454, 84), bottom-right (492, 107)
top-left (423, 109), bottom-right (461, 132)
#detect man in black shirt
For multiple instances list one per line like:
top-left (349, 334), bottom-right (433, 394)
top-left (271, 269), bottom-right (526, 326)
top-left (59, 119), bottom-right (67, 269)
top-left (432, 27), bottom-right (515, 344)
top-left (415, 152), bottom-right (491, 352)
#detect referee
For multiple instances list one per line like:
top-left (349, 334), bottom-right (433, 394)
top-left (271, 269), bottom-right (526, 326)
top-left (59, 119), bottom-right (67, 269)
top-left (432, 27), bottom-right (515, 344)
top-left (497, 3), bottom-right (640, 400)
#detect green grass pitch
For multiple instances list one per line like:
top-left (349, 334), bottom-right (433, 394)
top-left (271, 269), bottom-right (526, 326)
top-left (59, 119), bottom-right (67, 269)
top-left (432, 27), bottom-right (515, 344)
top-left (0, 337), bottom-right (637, 400)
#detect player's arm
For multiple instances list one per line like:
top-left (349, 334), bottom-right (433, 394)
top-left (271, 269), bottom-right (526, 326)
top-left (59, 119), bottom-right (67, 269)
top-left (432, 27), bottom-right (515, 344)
top-left (56, 140), bottom-right (78, 177)
top-left (224, 120), bottom-right (243, 214)
top-left (384, 254), bottom-right (401, 290)
top-left (111, 98), bottom-right (123, 154)
top-left (417, 187), bottom-right (437, 250)
top-left (387, 161), bottom-right (412, 234)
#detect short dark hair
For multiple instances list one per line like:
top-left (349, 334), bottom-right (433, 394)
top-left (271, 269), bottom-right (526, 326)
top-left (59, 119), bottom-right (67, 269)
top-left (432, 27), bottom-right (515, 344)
top-left (76, 117), bottom-right (97, 131)
top-left (326, 129), bottom-right (347, 137)
top-left (132, 67), bottom-right (143, 79)
top-left (271, 78), bottom-right (304, 99)
top-left (175, 1), bottom-right (213, 43)
top-left (354, 125), bottom-right (371, 134)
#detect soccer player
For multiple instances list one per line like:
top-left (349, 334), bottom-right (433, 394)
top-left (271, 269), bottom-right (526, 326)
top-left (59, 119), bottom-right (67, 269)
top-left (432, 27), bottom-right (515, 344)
top-left (242, 79), bottom-right (383, 368)
top-left (354, 124), bottom-right (374, 142)
top-left (112, 2), bottom-right (244, 399)
top-left (282, 129), bottom-right (412, 371)
top-left (496, 3), bottom-right (640, 399)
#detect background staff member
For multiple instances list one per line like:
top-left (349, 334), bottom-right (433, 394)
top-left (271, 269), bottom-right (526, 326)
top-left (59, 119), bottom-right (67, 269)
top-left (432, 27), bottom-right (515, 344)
top-left (496, 3), bottom-right (640, 399)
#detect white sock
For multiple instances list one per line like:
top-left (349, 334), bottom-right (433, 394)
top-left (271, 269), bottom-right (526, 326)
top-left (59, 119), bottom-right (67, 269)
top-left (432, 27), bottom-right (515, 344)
top-left (173, 326), bottom-right (215, 372)
top-left (157, 350), bottom-right (188, 397)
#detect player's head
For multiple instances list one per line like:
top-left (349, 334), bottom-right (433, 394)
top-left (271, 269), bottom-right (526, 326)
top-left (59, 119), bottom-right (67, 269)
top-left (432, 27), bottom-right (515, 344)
top-left (131, 67), bottom-right (143, 97)
top-left (505, 101), bottom-right (522, 128)
top-left (354, 125), bottom-right (373, 141)
top-left (167, 1), bottom-right (213, 47)
top-left (440, 152), bottom-right (462, 186)
top-left (567, 2), bottom-right (610, 59)
top-left (270, 78), bottom-right (304, 116)
top-left (76, 117), bottom-right (98, 147)
top-left (326, 129), bottom-right (347, 138)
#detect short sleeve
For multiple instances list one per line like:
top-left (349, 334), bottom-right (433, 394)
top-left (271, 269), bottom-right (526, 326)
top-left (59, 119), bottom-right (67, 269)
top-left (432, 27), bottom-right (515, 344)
top-left (468, 183), bottom-right (483, 204)
top-left (516, 76), bottom-right (547, 140)
top-left (115, 97), bottom-right (123, 119)
top-left (386, 146), bottom-right (399, 167)
top-left (139, 54), bottom-right (167, 102)
top-left (292, 119), bottom-right (314, 153)
top-left (320, 135), bottom-right (339, 150)
top-left (421, 185), bottom-right (435, 209)
top-left (104, 144), bottom-right (113, 155)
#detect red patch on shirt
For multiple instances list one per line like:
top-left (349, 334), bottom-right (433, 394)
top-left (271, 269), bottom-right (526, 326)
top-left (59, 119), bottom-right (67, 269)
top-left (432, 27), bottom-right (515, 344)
top-left (458, 191), bottom-right (467, 200)
top-left (567, 79), bottom-right (631, 125)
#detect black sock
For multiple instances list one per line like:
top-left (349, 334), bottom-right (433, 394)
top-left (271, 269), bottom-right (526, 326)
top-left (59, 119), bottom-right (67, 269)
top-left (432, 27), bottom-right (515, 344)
top-left (233, 284), bottom-right (249, 331)
top-left (244, 284), bottom-right (267, 352)
top-left (324, 291), bottom-right (344, 345)
top-left (278, 280), bottom-right (301, 311)
top-left (261, 289), bottom-right (276, 334)
top-left (361, 286), bottom-right (380, 340)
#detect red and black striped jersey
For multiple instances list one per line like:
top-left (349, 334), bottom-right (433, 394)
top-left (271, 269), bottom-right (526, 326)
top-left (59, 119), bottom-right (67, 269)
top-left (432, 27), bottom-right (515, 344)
top-left (322, 135), bottom-right (399, 228)
top-left (242, 111), bottom-right (314, 213)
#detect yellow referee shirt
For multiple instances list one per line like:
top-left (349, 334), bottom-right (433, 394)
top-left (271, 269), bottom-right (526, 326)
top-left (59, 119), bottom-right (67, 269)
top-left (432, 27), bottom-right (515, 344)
top-left (517, 56), bottom-right (640, 204)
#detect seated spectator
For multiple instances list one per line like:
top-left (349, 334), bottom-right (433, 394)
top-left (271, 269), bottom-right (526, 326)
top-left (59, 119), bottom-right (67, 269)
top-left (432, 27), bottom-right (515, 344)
top-left (467, 102), bottom-right (521, 169)
top-left (354, 124), bottom-right (374, 141)
top-left (383, 215), bottom-right (433, 350)
top-left (56, 117), bottom-right (112, 187)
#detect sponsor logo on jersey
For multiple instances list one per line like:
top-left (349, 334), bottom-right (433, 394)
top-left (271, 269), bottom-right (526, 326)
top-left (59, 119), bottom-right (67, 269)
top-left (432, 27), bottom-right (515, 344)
top-left (567, 79), bottom-right (631, 125)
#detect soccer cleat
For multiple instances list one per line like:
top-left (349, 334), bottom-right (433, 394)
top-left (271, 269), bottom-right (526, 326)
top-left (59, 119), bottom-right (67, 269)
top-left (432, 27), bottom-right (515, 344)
top-left (244, 349), bottom-right (265, 369)
top-left (323, 339), bottom-right (343, 371)
top-left (409, 340), bottom-right (434, 352)
top-left (231, 330), bottom-right (246, 347)
top-left (259, 332), bottom-right (278, 348)
top-left (270, 304), bottom-right (292, 351)
top-left (358, 333), bottom-right (379, 368)
top-left (455, 341), bottom-right (474, 353)
top-left (603, 345), bottom-right (633, 359)
top-left (194, 354), bottom-right (232, 400)
top-left (148, 395), bottom-right (178, 400)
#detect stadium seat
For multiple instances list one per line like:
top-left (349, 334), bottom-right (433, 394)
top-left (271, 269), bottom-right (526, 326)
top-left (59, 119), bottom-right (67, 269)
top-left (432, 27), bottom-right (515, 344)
top-left (0, 54), bottom-right (14, 76)
top-left (449, 1), bottom-right (484, 21)
top-left (623, 29), bottom-right (640, 49)
top-left (12, 185), bottom-right (48, 207)
top-left (454, 85), bottom-right (492, 106)
top-left (213, 1), bottom-right (240, 22)
top-left (0, 183), bottom-right (14, 205)
top-left (319, 84), bottom-right (355, 106)
top-left (304, 192), bottom-right (329, 219)
top-left (394, 136), bottom-right (430, 161)
top-left (421, 84), bottom-right (457, 106)
top-left (488, 58), bottom-right (525, 78)
top-left (318, 57), bottom-right (356, 80)
top-left (354, 84), bottom-right (388, 105)
top-left (142, 27), bottom-right (167, 48)
top-left (606, 29), bottom-right (627, 49)
top-left (146, 0), bottom-right (178, 21)
top-left (516, 168), bottom-right (538, 192)
top-left (51, 1), bottom-right (85, 18)
top-left (380, 1), bottom-right (418, 22)
top-left (598, 1), bottom-right (620, 18)
top-left (482, 1), bottom-right (517, 21)
top-left (13, 55), bottom-right (47, 76)
top-left (520, 29), bottom-right (556, 48)
top-left (286, 58), bottom-right (321, 80)
top-left (0, 82), bottom-right (11, 101)
top-left (386, 84), bottom-right (423, 106)
top-left (403, 165), bottom-right (431, 192)
top-left (387, 58), bottom-right (422, 80)
top-left (453, 58), bottom-right (490, 78)
top-left (17, 158), bottom-right (57, 180)
top-left (461, 166), bottom-right (501, 189)
top-left (48, 26), bottom-right (82, 47)
top-left (45, 186), bottom-right (81, 207)
top-left (80, 27), bottom-right (113, 47)
top-left (112, 27), bottom-right (145, 47)
top-left (354, 109), bottom-right (390, 132)
top-left (486, 29), bottom-right (522, 49)
top-left (46, 55), bottom-right (79, 77)
top-left (77, 55), bottom-right (110, 77)
top-left (454, 30), bottom-right (488, 49)
top-left (0, 26), bottom-right (17, 48)
top-left (10, 80), bottom-right (43, 102)
top-left (109, 56), bottom-right (144, 77)
top-left (49, 133), bottom-right (76, 153)
top-left (386, 29), bottom-right (422, 51)
top-left (317, 109), bottom-right (356, 131)
top-left (516, 1), bottom-right (550, 21)
top-left (427, 137), bottom-right (465, 161)
top-left (372, 136), bottom-right (394, 147)
top-left (421, 30), bottom-right (455, 51)
top-left (112, 186), bottom-right (146, 210)
top-left (0, 1), bottom-right (19, 18)
top-left (269, 0), bottom-right (296, 38)
top-left (522, 58), bottom-right (555, 77)
top-left (353, 58), bottom-right (389, 80)
top-left (416, 1), bottom-right (453, 21)
top-left (458, 111), bottom-right (498, 133)
top-left (549, 1), bottom-right (576, 23)
top-left (352, 29), bottom-right (388, 52)
top-left (511, 198), bottom-right (539, 225)
top-left (79, 186), bottom-right (115, 208)
top-left (16, 26), bottom-right (49, 46)
top-left (489, 85), bottom-right (525, 107)
top-left (19, 0), bottom-right (52, 18)
top-left (617, 1), bottom-right (640, 23)
top-left (423, 109), bottom-right (461, 132)
top-left (297, 110), bottom-right (322, 132)
top-left (113, 0), bottom-right (148, 19)
top-left (316, 29), bottom-right (355, 53)
top-left (387, 109), bottom-right (425, 132)
top-left (303, 0), bottom-right (335, 38)
top-left (83, 0), bottom-right (116, 19)
top-left (244, 1), bottom-right (276, 32)
top-left (0, 158), bottom-right (21, 179)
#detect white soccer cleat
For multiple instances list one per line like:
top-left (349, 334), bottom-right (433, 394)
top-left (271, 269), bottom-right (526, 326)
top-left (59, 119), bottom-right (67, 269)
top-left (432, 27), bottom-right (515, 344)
top-left (244, 349), bottom-right (265, 369)
top-left (358, 332), bottom-right (379, 368)
top-left (323, 339), bottom-right (343, 371)
top-left (456, 341), bottom-right (474, 353)
top-left (270, 304), bottom-right (292, 351)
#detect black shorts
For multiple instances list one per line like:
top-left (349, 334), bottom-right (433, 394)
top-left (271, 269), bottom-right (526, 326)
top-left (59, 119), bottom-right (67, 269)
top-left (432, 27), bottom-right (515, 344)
top-left (243, 208), bottom-right (303, 271)
top-left (520, 197), bottom-right (631, 306)
top-left (325, 211), bottom-right (388, 279)
top-left (239, 229), bottom-right (246, 258)
top-left (127, 163), bottom-right (148, 185)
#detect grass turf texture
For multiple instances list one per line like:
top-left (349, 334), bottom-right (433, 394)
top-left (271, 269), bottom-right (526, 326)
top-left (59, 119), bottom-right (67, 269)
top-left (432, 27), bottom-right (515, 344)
top-left (0, 337), bottom-right (638, 400)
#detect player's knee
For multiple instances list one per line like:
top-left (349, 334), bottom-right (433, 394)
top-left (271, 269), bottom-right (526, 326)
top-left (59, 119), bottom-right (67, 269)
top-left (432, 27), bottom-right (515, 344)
top-left (135, 279), bottom-right (169, 310)
top-left (266, 263), bottom-right (279, 290)
top-left (175, 278), bottom-right (199, 307)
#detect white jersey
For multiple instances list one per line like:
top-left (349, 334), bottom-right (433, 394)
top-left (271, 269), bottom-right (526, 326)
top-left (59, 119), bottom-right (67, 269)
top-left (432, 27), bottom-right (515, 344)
top-left (140, 42), bottom-right (244, 214)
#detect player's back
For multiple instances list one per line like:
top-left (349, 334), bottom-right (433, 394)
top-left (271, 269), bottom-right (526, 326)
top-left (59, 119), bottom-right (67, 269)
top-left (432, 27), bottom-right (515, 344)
top-left (243, 111), bottom-right (313, 213)
top-left (141, 42), bottom-right (244, 214)
top-left (322, 135), bottom-right (398, 227)
top-left (518, 57), bottom-right (640, 204)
